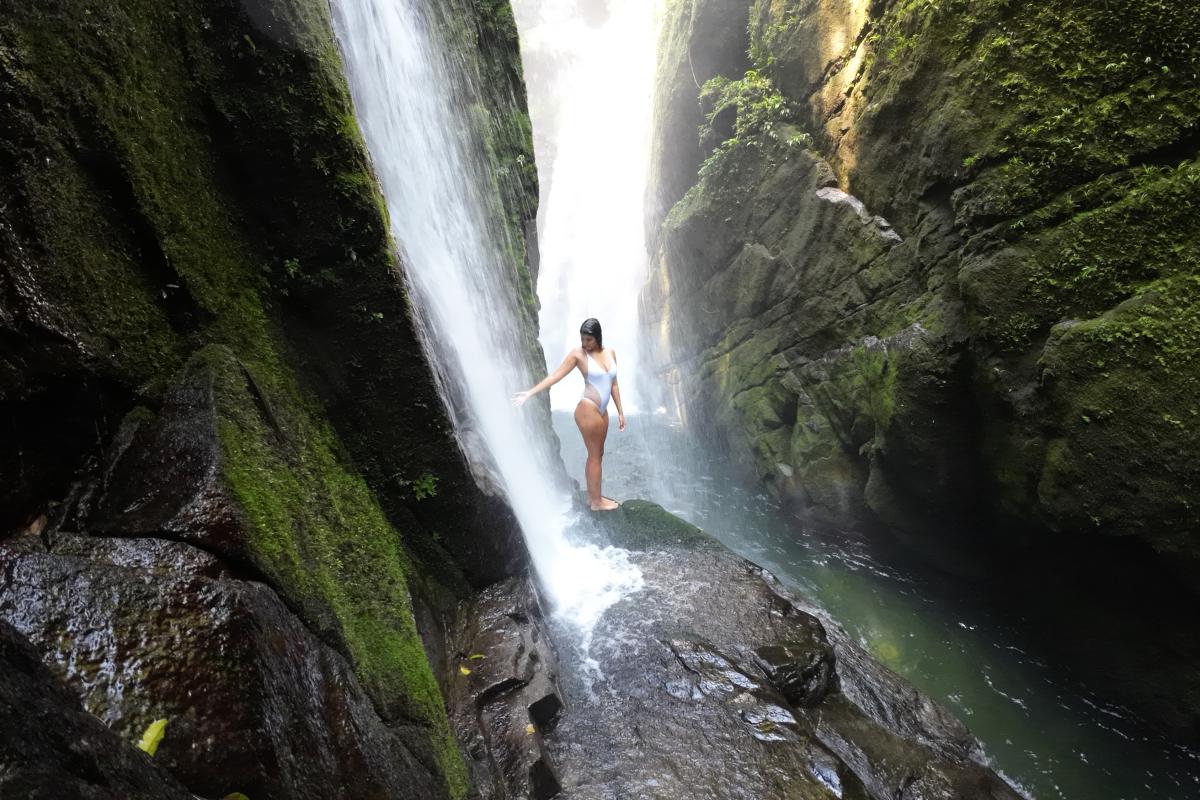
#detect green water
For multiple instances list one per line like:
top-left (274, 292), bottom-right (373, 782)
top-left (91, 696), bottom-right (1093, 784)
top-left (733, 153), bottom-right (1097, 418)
top-left (552, 410), bottom-right (1200, 800)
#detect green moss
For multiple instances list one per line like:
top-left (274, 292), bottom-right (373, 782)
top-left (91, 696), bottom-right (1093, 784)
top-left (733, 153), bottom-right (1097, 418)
top-left (855, 0), bottom-right (1200, 216)
top-left (208, 346), bottom-right (466, 796)
top-left (4, 1), bottom-right (475, 794)
top-left (593, 499), bottom-right (719, 551)
top-left (799, 341), bottom-right (896, 459)
top-left (6, 0), bottom-right (288, 376)
top-left (1035, 273), bottom-right (1200, 548)
top-left (967, 159), bottom-right (1200, 354)
top-left (1026, 161), bottom-right (1200, 316)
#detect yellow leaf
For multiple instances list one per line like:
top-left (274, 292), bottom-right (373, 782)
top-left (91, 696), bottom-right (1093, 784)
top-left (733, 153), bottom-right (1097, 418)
top-left (525, 723), bottom-right (535, 735)
top-left (459, 665), bottom-right (472, 675)
top-left (136, 718), bottom-right (169, 756)
top-left (468, 653), bottom-right (486, 660)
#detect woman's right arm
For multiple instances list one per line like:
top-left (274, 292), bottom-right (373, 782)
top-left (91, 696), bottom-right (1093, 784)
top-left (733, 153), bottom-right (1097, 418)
top-left (512, 351), bottom-right (577, 407)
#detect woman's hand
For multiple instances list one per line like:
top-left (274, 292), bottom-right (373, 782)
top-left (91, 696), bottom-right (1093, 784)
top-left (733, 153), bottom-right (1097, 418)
top-left (512, 390), bottom-right (531, 408)
top-left (618, 413), bottom-right (626, 432)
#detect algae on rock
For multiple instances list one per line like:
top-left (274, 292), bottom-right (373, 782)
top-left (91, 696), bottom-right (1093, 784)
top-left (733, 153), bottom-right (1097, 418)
top-left (643, 0), bottom-right (1200, 581)
top-left (1, 0), bottom-right (546, 796)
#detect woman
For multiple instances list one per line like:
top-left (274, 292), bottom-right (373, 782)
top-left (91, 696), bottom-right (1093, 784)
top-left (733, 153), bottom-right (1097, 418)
top-left (512, 318), bottom-right (625, 511)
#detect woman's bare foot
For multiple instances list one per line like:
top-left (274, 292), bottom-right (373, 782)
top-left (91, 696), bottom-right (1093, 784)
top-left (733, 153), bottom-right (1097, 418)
top-left (589, 496), bottom-right (620, 511)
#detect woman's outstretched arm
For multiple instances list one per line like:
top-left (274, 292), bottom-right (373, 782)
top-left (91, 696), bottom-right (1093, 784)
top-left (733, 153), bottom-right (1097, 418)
top-left (512, 350), bottom-right (577, 407)
top-left (610, 348), bottom-right (626, 431)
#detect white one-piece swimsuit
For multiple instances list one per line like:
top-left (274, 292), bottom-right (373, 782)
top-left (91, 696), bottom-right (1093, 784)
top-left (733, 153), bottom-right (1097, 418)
top-left (581, 351), bottom-right (616, 415)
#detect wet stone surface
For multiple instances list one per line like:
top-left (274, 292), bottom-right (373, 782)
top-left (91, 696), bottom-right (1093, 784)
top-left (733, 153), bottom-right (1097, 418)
top-left (0, 534), bottom-right (445, 800)
top-left (537, 500), bottom-right (1023, 800)
top-left (0, 617), bottom-right (193, 799)
top-left (449, 577), bottom-right (565, 800)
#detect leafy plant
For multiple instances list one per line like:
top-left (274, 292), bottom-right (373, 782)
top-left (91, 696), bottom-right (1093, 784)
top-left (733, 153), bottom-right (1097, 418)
top-left (412, 471), bottom-right (438, 500)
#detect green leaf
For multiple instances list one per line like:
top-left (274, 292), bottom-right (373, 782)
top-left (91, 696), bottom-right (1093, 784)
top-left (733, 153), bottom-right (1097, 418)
top-left (136, 718), bottom-right (169, 757)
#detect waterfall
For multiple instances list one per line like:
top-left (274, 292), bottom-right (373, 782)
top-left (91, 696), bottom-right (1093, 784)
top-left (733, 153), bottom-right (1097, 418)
top-left (512, 0), bottom-right (664, 414)
top-left (329, 0), bottom-right (642, 629)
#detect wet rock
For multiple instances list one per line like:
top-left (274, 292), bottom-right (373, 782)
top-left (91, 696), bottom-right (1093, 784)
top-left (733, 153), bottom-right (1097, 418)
top-left (753, 629), bottom-right (837, 709)
top-left (52, 533), bottom-right (230, 580)
top-left (479, 699), bottom-right (563, 800)
top-left (666, 637), bottom-right (810, 745)
top-left (85, 356), bottom-right (253, 560)
top-left (448, 577), bottom-right (564, 799)
top-left (543, 501), bottom-right (1022, 800)
top-left (0, 536), bottom-right (447, 800)
top-left (0, 618), bottom-right (193, 799)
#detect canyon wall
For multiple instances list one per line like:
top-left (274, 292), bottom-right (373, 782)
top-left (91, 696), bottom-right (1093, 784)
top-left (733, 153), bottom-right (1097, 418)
top-left (0, 0), bottom-right (541, 796)
top-left (644, 0), bottom-right (1200, 581)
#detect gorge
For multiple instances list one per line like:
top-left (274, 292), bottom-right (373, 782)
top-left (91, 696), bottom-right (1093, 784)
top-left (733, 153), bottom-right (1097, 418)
top-left (1, 1), bottom-right (1197, 799)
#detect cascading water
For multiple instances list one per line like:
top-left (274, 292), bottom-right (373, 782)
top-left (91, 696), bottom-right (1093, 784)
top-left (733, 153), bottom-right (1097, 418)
top-left (328, 0), bottom-right (641, 630)
top-left (512, 0), bottom-right (663, 413)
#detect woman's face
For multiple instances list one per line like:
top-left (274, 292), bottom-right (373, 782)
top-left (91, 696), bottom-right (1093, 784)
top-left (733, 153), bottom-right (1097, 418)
top-left (580, 334), bottom-right (597, 351)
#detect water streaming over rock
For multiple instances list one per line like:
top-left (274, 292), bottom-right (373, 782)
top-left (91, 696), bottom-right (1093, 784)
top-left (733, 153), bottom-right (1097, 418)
top-left (329, 0), bottom-right (642, 629)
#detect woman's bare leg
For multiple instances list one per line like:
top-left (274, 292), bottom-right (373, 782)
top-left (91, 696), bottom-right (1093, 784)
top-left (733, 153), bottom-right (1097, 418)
top-left (575, 400), bottom-right (618, 510)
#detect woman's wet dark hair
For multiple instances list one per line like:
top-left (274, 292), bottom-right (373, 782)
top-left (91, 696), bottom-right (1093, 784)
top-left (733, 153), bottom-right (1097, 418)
top-left (579, 317), bottom-right (603, 348)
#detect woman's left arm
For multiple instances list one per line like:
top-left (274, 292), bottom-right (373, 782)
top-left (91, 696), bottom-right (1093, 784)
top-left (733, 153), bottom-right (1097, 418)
top-left (611, 349), bottom-right (626, 432)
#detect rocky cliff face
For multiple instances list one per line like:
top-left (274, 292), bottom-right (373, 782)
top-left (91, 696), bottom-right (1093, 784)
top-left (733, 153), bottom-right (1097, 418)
top-left (643, 0), bottom-right (1200, 580)
top-left (0, 0), bottom-right (541, 796)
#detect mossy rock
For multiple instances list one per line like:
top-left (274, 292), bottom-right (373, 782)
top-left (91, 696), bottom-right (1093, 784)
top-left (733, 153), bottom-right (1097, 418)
top-left (593, 500), bottom-right (721, 551)
top-left (1036, 275), bottom-right (1200, 555)
top-left (647, 0), bottom-right (1200, 577)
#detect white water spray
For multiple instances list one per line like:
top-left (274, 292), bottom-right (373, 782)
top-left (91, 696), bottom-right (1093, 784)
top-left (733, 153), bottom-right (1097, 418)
top-left (330, 0), bottom-right (641, 629)
top-left (512, 0), bottom-right (663, 412)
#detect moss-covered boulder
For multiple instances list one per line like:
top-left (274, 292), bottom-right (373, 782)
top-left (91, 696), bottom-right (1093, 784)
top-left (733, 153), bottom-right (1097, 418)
top-left (643, 0), bottom-right (1200, 582)
top-left (592, 498), bottom-right (721, 550)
